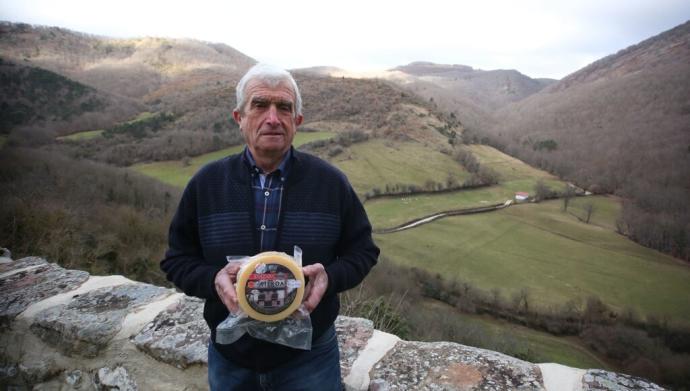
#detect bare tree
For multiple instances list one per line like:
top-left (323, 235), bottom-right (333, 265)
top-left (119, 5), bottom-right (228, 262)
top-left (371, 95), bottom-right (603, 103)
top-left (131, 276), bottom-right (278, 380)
top-left (562, 184), bottom-right (577, 211)
top-left (584, 202), bottom-right (596, 224)
top-left (533, 180), bottom-right (552, 202)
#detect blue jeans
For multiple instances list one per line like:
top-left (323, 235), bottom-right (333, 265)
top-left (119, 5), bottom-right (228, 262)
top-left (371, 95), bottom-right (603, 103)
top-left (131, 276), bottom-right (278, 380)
top-left (208, 325), bottom-right (342, 391)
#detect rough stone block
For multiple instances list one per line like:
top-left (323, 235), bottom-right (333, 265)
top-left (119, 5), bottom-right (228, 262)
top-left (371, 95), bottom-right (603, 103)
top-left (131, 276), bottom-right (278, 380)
top-left (583, 369), bottom-right (667, 391)
top-left (0, 258), bottom-right (89, 325)
top-left (335, 316), bottom-right (374, 379)
top-left (95, 366), bottom-right (138, 391)
top-left (30, 283), bottom-right (170, 357)
top-left (370, 341), bottom-right (544, 390)
top-left (0, 256), bottom-right (45, 273)
top-left (132, 296), bottom-right (210, 368)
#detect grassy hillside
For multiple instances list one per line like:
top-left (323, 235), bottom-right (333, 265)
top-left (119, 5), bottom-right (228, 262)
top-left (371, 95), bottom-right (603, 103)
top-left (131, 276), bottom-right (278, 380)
top-left (131, 131), bottom-right (334, 187)
top-left (366, 187), bottom-right (510, 229)
top-left (375, 197), bottom-right (690, 325)
top-left (466, 145), bottom-right (564, 193)
top-left (57, 129), bottom-right (104, 141)
top-left (365, 144), bottom-right (567, 228)
top-left (415, 299), bottom-right (609, 370)
top-left (331, 139), bottom-right (471, 196)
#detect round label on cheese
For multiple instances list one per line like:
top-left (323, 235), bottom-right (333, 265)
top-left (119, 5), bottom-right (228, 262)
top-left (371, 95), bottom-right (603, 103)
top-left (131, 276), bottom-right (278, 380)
top-left (245, 263), bottom-right (299, 315)
top-left (236, 252), bottom-right (305, 322)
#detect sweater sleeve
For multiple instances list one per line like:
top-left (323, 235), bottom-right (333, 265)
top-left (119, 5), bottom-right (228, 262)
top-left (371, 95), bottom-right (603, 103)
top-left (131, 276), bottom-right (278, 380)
top-left (160, 181), bottom-right (223, 300)
top-left (324, 183), bottom-right (380, 296)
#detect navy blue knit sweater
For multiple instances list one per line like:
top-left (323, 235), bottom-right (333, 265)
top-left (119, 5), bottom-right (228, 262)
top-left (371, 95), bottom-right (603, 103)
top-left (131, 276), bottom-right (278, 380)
top-left (161, 148), bottom-right (379, 371)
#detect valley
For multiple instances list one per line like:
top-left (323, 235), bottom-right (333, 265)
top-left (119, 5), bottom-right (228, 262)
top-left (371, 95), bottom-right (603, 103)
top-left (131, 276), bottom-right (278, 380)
top-left (2, 20), bottom-right (689, 388)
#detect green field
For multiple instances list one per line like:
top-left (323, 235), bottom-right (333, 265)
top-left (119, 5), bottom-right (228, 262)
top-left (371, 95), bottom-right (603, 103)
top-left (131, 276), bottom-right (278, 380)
top-left (0, 135), bottom-right (7, 148)
top-left (57, 129), bottom-right (104, 141)
top-left (131, 131), bottom-right (334, 187)
top-left (56, 112), bottom-right (157, 142)
top-left (418, 299), bottom-right (609, 369)
top-left (568, 196), bottom-right (622, 231)
top-left (469, 145), bottom-right (562, 185)
top-left (366, 187), bottom-right (510, 229)
top-left (375, 197), bottom-right (690, 325)
top-left (331, 139), bottom-right (471, 196)
top-left (364, 145), bottom-right (569, 229)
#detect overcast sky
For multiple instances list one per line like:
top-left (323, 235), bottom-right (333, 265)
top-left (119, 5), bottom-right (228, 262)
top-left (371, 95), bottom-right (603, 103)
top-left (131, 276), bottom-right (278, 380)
top-left (2, 0), bottom-right (689, 79)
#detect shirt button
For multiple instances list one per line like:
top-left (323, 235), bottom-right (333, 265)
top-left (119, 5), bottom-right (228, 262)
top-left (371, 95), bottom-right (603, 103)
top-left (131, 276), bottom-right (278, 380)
top-left (260, 225), bottom-right (266, 230)
top-left (264, 191), bottom-right (270, 196)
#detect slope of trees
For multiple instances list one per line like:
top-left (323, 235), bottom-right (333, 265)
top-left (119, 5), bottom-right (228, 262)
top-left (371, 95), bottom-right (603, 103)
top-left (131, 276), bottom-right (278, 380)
top-left (483, 21), bottom-right (690, 261)
top-left (0, 57), bottom-right (141, 136)
top-left (0, 147), bottom-right (179, 285)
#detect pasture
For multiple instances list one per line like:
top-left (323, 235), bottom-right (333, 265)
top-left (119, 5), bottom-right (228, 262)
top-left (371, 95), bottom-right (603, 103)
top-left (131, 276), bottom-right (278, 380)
top-left (375, 197), bottom-right (690, 325)
top-left (131, 131), bottom-right (333, 187)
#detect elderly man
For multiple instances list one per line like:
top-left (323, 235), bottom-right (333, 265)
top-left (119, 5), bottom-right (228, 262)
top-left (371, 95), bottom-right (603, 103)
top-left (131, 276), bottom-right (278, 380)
top-left (161, 63), bottom-right (379, 390)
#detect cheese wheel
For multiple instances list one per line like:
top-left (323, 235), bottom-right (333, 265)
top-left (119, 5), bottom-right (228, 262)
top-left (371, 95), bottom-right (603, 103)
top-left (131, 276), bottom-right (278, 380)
top-left (236, 251), bottom-right (305, 322)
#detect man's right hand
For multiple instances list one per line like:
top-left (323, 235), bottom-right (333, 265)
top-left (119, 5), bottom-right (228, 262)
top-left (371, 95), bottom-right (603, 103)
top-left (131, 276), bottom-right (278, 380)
top-left (214, 263), bottom-right (241, 313)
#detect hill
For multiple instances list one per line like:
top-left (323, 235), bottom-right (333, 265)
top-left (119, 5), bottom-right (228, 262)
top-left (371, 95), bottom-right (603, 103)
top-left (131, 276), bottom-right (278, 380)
top-left (4, 20), bottom-right (690, 388)
top-left (483, 20), bottom-right (690, 260)
top-left (1, 22), bottom-right (460, 167)
top-left (0, 57), bottom-right (142, 138)
top-left (295, 61), bottom-right (555, 134)
top-left (394, 62), bottom-right (554, 111)
top-left (294, 72), bottom-right (458, 143)
top-left (0, 21), bottom-right (255, 101)
top-left (385, 62), bottom-right (555, 132)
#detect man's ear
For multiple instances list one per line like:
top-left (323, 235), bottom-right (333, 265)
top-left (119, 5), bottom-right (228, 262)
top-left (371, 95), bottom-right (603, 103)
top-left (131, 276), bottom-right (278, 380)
top-left (232, 110), bottom-right (242, 125)
top-left (295, 114), bottom-right (303, 126)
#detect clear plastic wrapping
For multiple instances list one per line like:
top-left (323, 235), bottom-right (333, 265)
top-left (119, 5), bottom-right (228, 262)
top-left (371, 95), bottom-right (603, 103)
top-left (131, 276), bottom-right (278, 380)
top-left (215, 246), bottom-right (313, 350)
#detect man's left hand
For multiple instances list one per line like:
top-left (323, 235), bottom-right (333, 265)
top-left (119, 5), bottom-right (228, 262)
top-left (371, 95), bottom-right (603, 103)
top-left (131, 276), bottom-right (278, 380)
top-left (302, 263), bottom-right (328, 313)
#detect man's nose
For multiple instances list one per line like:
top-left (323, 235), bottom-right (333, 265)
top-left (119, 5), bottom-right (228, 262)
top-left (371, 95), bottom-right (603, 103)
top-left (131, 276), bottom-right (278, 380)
top-left (265, 105), bottom-right (280, 126)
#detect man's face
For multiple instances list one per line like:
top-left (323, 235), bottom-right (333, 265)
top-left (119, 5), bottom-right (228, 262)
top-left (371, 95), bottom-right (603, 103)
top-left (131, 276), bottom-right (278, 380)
top-left (233, 80), bottom-right (303, 161)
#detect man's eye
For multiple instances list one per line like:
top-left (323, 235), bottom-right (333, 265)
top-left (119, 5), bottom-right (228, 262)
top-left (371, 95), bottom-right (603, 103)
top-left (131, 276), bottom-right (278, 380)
top-left (253, 101), bottom-right (268, 108)
top-left (278, 103), bottom-right (293, 112)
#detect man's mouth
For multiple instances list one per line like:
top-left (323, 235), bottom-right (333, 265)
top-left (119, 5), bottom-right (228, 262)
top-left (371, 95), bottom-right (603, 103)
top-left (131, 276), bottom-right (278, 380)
top-left (260, 130), bottom-right (284, 136)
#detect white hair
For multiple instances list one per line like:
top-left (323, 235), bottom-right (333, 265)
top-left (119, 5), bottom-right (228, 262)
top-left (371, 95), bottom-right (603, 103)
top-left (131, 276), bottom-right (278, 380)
top-left (234, 63), bottom-right (303, 116)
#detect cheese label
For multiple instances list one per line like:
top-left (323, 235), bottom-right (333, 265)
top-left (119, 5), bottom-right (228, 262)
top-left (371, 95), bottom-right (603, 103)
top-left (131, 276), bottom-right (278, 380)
top-left (236, 252), bottom-right (305, 322)
top-left (244, 263), bottom-right (300, 315)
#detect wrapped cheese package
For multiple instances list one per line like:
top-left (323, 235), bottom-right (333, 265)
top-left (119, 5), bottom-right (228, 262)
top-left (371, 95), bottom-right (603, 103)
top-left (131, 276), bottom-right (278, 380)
top-left (236, 251), bottom-right (305, 322)
top-left (215, 247), bottom-right (313, 350)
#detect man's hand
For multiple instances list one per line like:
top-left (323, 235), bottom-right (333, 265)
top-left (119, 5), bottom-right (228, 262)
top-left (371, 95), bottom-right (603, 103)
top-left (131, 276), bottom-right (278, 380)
top-left (302, 263), bottom-right (329, 313)
top-left (215, 263), bottom-right (241, 313)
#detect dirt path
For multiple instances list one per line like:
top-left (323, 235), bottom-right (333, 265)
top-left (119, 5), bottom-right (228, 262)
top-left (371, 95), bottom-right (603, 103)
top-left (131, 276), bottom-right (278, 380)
top-left (374, 200), bottom-right (513, 234)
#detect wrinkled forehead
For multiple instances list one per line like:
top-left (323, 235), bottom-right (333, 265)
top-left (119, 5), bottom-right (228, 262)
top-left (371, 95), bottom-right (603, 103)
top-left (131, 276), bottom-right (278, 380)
top-left (245, 79), bottom-right (297, 103)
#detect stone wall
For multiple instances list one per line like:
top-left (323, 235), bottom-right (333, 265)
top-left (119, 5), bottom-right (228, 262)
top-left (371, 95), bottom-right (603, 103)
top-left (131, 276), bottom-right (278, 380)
top-left (0, 253), bottom-right (666, 390)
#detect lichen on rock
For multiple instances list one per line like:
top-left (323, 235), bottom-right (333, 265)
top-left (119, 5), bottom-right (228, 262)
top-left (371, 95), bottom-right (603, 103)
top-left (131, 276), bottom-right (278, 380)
top-left (370, 340), bottom-right (544, 390)
top-left (131, 296), bottom-right (210, 368)
top-left (0, 257), bottom-right (89, 325)
top-left (30, 283), bottom-right (170, 357)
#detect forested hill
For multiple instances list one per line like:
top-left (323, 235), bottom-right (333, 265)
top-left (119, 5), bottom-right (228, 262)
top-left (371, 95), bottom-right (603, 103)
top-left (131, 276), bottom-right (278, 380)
top-left (393, 62), bottom-right (554, 111)
top-left (0, 57), bottom-right (142, 137)
top-left (0, 21), bottom-right (255, 101)
top-left (485, 20), bottom-right (690, 260)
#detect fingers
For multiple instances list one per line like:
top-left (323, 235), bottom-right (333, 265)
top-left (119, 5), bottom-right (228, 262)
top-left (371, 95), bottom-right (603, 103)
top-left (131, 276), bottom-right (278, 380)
top-left (302, 263), bottom-right (328, 313)
top-left (215, 264), bottom-right (241, 313)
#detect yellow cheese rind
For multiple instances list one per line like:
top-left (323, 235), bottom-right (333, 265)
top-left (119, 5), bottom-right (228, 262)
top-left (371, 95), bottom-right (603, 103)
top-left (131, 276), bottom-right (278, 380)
top-left (236, 252), bottom-right (305, 322)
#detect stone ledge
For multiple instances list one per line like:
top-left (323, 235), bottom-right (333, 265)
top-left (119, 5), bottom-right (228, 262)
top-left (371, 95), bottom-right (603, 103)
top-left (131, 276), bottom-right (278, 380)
top-left (0, 253), bottom-right (667, 390)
